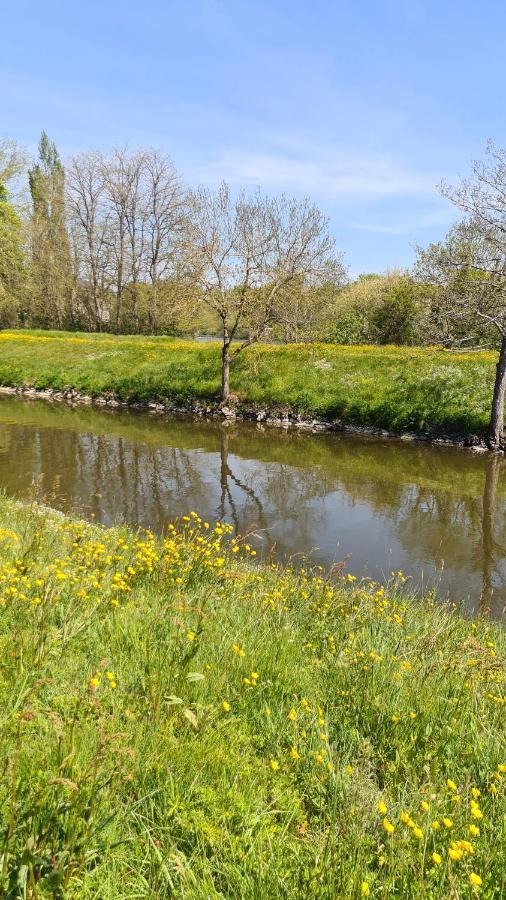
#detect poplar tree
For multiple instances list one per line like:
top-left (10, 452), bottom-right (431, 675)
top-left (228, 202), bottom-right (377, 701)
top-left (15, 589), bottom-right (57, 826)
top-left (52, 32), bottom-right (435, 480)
top-left (29, 132), bottom-right (73, 327)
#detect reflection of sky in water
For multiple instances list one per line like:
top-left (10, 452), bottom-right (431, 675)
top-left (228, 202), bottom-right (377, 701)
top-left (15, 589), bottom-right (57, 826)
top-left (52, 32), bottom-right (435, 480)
top-left (0, 395), bottom-right (505, 617)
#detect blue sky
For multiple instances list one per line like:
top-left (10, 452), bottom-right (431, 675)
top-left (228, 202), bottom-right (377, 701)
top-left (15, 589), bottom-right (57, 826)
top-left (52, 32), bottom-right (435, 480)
top-left (3, 0), bottom-right (506, 273)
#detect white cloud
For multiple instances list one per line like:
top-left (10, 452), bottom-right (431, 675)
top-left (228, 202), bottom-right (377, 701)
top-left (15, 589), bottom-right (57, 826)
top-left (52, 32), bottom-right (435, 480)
top-left (350, 206), bottom-right (456, 236)
top-left (190, 147), bottom-right (441, 201)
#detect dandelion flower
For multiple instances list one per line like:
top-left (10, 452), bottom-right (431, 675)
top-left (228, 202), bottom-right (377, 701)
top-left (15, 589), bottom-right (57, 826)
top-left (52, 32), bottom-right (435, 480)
top-left (412, 826), bottom-right (423, 840)
top-left (470, 806), bottom-right (483, 820)
top-left (468, 824), bottom-right (480, 837)
top-left (421, 801), bottom-right (430, 812)
top-left (432, 852), bottom-right (442, 865)
top-left (376, 800), bottom-right (388, 815)
top-left (443, 817), bottom-right (453, 829)
top-left (448, 846), bottom-right (463, 861)
top-left (469, 873), bottom-right (482, 888)
top-left (269, 759), bottom-right (279, 772)
top-left (383, 818), bottom-right (395, 834)
top-left (222, 701), bottom-right (231, 712)
top-left (459, 840), bottom-right (474, 854)
top-left (447, 778), bottom-right (458, 792)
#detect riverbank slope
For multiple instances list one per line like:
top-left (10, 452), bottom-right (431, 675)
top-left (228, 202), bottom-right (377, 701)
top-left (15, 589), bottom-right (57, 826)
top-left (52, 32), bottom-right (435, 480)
top-left (0, 498), bottom-right (504, 897)
top-left (0, 330), bottom-right (499, 442)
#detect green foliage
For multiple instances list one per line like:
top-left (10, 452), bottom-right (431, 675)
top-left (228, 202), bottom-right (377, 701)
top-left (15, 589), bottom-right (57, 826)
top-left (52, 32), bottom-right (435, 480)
top-left (28, 132), bottom-right (73, 329)
top-left (0, 499), bottom-right (504, 898)
top-left (0, 184), bottom-right (26, 327)
top-left (328, 273), bottom-right (433, 346)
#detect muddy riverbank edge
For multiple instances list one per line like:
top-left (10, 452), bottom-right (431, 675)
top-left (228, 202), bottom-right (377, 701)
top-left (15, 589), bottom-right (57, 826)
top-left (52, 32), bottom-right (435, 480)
top-left (0, 383), bottom-right (496, 452)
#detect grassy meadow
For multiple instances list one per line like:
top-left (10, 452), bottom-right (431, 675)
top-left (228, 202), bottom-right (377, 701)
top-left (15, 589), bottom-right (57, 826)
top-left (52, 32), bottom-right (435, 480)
top-left (0, 497), bottom-right (504, 898)
top-left (0, 329), bottom-right (500, 437)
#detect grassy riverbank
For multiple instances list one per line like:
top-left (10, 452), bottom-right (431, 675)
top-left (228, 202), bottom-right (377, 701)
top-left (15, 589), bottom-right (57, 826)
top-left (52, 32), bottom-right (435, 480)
top-left (0, 498), bottom-right (504, 897)
top-left (0, 330), bottom-right (500, 437)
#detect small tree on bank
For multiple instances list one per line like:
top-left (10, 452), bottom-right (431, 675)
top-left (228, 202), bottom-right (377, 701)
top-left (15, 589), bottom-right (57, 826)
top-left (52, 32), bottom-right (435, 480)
top-left (417, 143), bottom-right (506, 449)
top-left (187, 182), bottom-right (344, 402)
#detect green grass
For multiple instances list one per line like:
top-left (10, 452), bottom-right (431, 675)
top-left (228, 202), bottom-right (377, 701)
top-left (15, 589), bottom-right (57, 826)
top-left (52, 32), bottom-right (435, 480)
top-left (0, 498), bottom-right (504, 898)
top-left (0, 330), bottom-right (500, 437)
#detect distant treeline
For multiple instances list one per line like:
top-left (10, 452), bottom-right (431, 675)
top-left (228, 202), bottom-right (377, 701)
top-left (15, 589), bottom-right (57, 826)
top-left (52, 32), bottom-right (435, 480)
top-left (0, 131), bottom-right (469, 345)
top-left (1, 133), bottom-right (506, 442)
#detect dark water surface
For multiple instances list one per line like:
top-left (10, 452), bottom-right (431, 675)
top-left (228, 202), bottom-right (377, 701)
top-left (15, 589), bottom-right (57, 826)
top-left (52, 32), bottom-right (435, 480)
top-left (0, 394), bottom-right (505, 616)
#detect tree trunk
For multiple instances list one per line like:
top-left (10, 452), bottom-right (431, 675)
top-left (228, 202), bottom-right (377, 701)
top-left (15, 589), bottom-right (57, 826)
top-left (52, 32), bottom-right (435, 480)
top-left (481, 453), bottom-right (500, 613)
top-left (221, 343), bottom-right (231, 403)
top-left (489, 335), bottom-right (506, 450)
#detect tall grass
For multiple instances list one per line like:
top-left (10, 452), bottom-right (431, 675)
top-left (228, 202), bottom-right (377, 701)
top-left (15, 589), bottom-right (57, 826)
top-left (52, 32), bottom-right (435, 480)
top-left (0, 498), bottom-right (504, 897)
top-left (0, 330), bottom-right (499, 436)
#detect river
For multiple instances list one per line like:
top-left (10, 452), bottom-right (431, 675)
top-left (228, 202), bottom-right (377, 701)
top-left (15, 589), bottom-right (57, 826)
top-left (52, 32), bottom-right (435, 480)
top-left (0, 394), bottom-right (504, 616)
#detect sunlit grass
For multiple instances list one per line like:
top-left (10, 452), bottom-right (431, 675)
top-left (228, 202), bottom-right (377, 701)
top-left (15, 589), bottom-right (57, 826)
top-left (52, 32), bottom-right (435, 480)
top-left (0, 498), bottom-right (504, 897)
top-left (0, 329), bottom-right (498, 436)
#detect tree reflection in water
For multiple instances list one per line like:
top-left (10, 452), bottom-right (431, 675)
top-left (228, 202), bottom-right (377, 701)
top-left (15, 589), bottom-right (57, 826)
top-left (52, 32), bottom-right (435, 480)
top-left (0, 394), bottom-right (504, 616)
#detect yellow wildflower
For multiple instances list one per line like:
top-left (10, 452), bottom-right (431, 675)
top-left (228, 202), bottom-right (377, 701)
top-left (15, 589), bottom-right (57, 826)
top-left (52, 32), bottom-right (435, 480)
top-left (470, 805), bottom-right (483, 820)
top-left (361, 883), bottom-right (370, 897)
top-left (376, 801), bottom-right (388, 815)
top-left (383, 818), bottom-right (395, 834)
top-left (222, 701), bottom-right (231, 712)
top-left (469, 872), bottom-right (482, 888)
top-left (432, 852), bottom-right (442, 865)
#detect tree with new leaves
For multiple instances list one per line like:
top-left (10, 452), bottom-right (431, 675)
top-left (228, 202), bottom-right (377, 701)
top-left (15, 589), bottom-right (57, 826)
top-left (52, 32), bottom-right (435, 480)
top-left (0, 139), bottom-right (26, 326)
top-left (187, 182), bottom-right (344, 402)
top-left (0, 182), bottom-right (26, 326)
top-left (29, 132), bottom-right (73, 328)
top-left (416, 142), bottom-right (506, 448)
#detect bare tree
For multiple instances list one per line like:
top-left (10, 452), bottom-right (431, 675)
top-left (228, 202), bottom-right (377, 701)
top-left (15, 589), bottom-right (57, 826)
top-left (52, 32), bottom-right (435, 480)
top-left (144, 150), bottom-right (189, 334)
top-left (187, 182), bottom-right (344, 402)
top-left (67, 151), bottom-right (112, 328)
top-left (66, 148), bottom-right (188, 334)
top-left (101, 148), bottom-right (147, 332)
top-left (417, 142), bottom-right (506, 448)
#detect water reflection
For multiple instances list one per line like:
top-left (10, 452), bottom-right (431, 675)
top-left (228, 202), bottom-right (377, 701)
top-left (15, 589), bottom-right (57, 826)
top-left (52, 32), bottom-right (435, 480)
top-left (0, 394), bottom-right (504, 616)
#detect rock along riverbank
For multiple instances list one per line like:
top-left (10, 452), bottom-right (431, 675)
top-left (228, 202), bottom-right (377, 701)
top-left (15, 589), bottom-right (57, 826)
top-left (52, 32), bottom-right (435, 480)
top-left (0, 383), bottom-right (492, 452)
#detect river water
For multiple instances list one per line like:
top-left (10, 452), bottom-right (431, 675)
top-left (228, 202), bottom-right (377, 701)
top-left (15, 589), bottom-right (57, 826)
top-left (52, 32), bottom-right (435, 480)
top-left (0, 394), bottom-right (504, 616)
